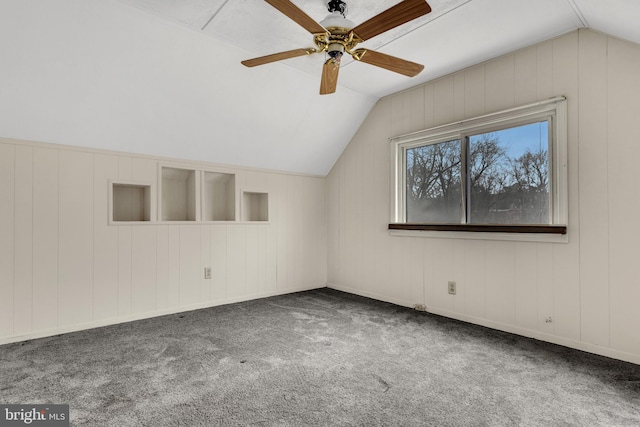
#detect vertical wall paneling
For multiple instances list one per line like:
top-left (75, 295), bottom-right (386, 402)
top-left (514, 242), bottom-right (538, 331)
top-left (514, 46), bottom-right (538, 105)
top-left (463, 240), bottom-right (486, 319)
top-left (58, 150), bottom-right (94, 327)
top-left (166, 226), bottom-right (180, 309)
top-left (410, 85), bottom-right (425, 133)
top-left (374, 100), bottom-right (393, 299)
top-left (401, 237), bottom-right (423, 305)
top-left (434, 76), bottom-right (455, 125)
top-left (129, 160), bottom-right (158, 313)
top-left (484, 241), bottom-right (516, 326)
top-left (536, 40), bottom-right (554, 100)
top-left (485, 56), bottom-right (515, 112)
top-left (421, 238), bottom-right (435, 308)
top-left (131, 226), bottom-right (157, 314)
top-left (345, 143), bottom-right (360, 290)
top-left (293, 176), bottom-right (305, 288)
top-left (264, 222), bottom-right (277, 294)
top-left (388, 234), bottom-right (405, 302)
top-left (227, 225), bottom-right (247, 299)
top-left (431, 239), bottom-right (456, 311)
top-left (33, 148), bottom-right (60, 331)
top-left (537, 243), bottom-right (555, 334)
top-left (464, 65), bottom-right (486, 118)
top-left (286, 176), bottom-right (298, 289)
top-left (326, 162), bottom-right (340, 286)
top-left (423, 83), bottom-right (436, 129)
top-left (118, 226), bottom-right (132, 316)
top-left (274, 174), bottom-right (289, 290)
top-left (551, 31), bottom-right (581, 341)
top-left (156, 225), bottom-right (170, 310)
top-left (117, 156), bottom-right (132, 316)
top-left (607, 37), bottom-right (640, 356)
top-left (453, 73), bottom-right (466, 122)
top-left (264, 174), bottom-right (278, 293)
top-left (577, 30), bottom-right (610, 346)
top-left (13, 145), bottom-right (33, 335)
top-left (200, 225), bottom-right (211, 302)
top-left (92, 154), bottom-right (119, 321)
top-left (0, 143), bottom-right (16, 337)
top-left (210, 225), bottom-right (228, 301)
top-left (257, 224), bottom-right (267, 294)
top-left (179, 225), bottom-right (201, 306)
top-left (359, 126), bottom-right (376, 291)
top-left (452, 240), bottom-right (466, 314)
top-left (245, 225), bottom-right (259, 296)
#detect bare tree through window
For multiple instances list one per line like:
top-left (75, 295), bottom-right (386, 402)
top-left (406, 121), bottom-right (550, 224)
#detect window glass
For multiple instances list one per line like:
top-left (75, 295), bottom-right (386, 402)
top-left (468, 121), bottom-right (549, 224)
top-left (406, 139), bottom-right (462, 222)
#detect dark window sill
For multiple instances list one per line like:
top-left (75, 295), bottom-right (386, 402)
top-left (388, 223), bottom-right (567, 235)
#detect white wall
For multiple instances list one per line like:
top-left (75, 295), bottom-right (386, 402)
top-left (0, 138), bottom-right (327, 344)
top-left (326, 29), bottom-right (640, 365)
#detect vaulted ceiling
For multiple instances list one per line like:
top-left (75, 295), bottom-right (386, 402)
top-left (1, 0), bottom-right (640, 175)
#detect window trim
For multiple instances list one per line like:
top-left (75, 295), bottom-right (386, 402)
top-left (390, 96), bottom-right (568, 241)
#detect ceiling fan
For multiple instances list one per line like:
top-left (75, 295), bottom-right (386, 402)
top-left (241, 0), bottom-right (432, 95)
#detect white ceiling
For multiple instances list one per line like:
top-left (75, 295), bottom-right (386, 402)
top-left (2, 0), bottom-right (640, 175)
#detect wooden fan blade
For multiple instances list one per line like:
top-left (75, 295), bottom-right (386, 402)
top-left (264, 0), bottom-right (327, 34)
top-left (350, 0), bottom-right (432, 41)
top-left (320, 58), bottom-right (340, 95)
top-left (353, 49), bottom-right (424, 77)
top-left (242, 48), bottom-right (316, 67)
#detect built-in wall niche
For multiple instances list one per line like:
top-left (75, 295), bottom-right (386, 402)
top-left (242, 191), bottom-right (269, 222)
top-left (202, 171), bottom-right (236, 221)
top-left (111, 182), bottom-right (152, 222)
top-left (161, 166), bottom-right (198, 221)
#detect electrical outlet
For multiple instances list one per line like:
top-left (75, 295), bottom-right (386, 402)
top-left (448, 281), bottom-right (456, 295)
top-left (204, 267), bottom-right (212, 280)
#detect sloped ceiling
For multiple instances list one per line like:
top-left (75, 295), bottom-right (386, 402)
top-left (1, 0), bottom-right (640, 175)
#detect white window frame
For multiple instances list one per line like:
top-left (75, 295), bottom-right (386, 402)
top-left (390, 96), bottom-right (568, 242)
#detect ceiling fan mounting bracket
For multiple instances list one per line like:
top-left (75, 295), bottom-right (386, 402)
top-left (313, 29), bottom-right (361, 56)
top-left (327, 0), bottom-right (347, 17)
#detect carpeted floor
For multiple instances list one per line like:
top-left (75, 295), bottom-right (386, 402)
top-left (1, 288), bottom-right (639, 426)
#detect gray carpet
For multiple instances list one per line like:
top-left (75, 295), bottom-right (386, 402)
top-left (1, 288), bottom-right (639, 426)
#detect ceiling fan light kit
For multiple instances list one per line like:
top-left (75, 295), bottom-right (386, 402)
top-left (241, 0), bottom-right (432, 95)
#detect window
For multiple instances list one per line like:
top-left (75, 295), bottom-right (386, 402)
top-left (391, 97), bottom-right (567, 237)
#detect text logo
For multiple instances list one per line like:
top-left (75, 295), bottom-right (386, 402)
top-left (0, 405), bottom-right (69, 427)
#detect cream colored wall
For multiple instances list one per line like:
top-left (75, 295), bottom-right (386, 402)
top-left (326, 29), bottom-right (640, 364)
top-left (0, 138), bottom-right (327, 344)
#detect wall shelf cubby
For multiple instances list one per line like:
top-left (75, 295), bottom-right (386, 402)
top-left (110, 182), bottom-right (152, 223)
top-left (202, 171), bottom-right (236, 221)
top-left (242, 191), bottom-right (269, 222)
top-left (161, 166), bottom-right (198, 221)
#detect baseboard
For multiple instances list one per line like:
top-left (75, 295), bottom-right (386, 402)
top-left (327, 283), bottom-right (416, 309)
top-left (0, 284), bottom-right (326, 346)
top-left (326, 282), bottom-right (640, 366)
